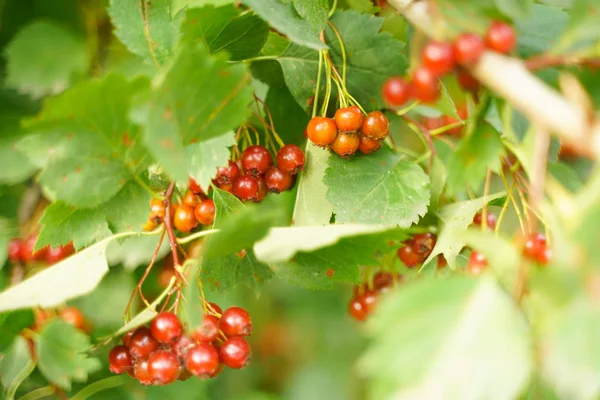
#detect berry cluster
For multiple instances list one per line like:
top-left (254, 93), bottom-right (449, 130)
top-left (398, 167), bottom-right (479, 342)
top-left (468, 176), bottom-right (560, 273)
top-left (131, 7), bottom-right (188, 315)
top-left (109, 305), bottom-right (252, 385)
top-left (421, 105), bottom-right (468, 136)
top-left (8, 234), bottom-right (74, 265)
top-left (306, 107), bottom-right (389, 157)
top-left (382, 21), bottom-right (516, 106)
top-left (522, 232), bottom-right (551, 265)
top-left (348, 271), bottom-right (402, 321)
top-left (397, 232), bottom-right (437, 268)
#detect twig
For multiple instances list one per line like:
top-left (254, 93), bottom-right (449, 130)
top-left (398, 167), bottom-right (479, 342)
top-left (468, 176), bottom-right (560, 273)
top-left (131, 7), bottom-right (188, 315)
top-left (402, 115), bottom-right (437, 172)
top-left (526, 55), bottom-right (600, 71)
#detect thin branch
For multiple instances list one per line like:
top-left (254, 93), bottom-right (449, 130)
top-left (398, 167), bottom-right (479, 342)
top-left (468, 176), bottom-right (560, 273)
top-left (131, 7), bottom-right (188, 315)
top-left (526, 54), bottom-right (600, 71)
top-left (402, 115), bottom-right (437, 171)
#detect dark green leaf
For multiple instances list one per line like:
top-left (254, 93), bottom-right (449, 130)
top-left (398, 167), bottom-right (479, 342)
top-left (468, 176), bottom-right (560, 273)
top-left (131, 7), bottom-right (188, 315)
top-left (292, 0), bottom-right (329, 32)
top-left (0, 310), bottom-right (34, 353)
top-left (516, 4), bottom-right (568, 58)
top-left (201, 249), bottom-right (273, 294)
top-left (35, 320), bottom-right (101, 391)
top-left (186, 131), bottom-right (235, 192)
top-left (265, 86), bottom-right (309, 146)
top-left (494, 0), bottom-right (532, 19)
top-left (324, 146), bottom-right (430, 226)
top-left (0, 336), bottom-right (34, 398)
top-left (0, 218), bottom-right (18, 267)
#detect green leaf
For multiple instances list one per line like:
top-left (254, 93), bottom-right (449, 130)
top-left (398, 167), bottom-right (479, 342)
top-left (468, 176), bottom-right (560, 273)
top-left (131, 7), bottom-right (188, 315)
top-left (201, 249), bottom-right (273, 293)
top-left (447, 123), bottom-right (504, 195)
top-left (0, 310), bottom-right (34, 353)
top-left (243, 0), bottom-right (327, 50)
top-left (292, 0), bottom-right (329, 32)
top-left (182, 260), bottom-right (203, 330)
top-left (0, 336), bottom-right (35, 399)
top-left (324, 147), bottom-right (430, 226)
top-left (0, 218), bottom-right (18, 267)
top-left (494, 0), bottom-right (532, 19)
top-left (19, 74), bottom-right (150, 208)
top-left (422, 192), bottom-right (505, 269)
top-left (35, 320), bottom-right (101, 391)
top-left (0, 233), bottom-right (137, 312)
top-left (4, 21), bottom-right (88, 98)
top-left (555, 0), bottom-right (600, 53)
top-left (292, 145), bottom-right (333, 226)
top-left (143, 41), bottom-right (252, 181)
top-left (265, 86), bottom-right (309, 146)
top-left (186, 131), bottom-right (235, 192)
top-left (339, 0), bottom-right (379, 13)
top-left (0, 127), bottom-right (36, 185)
top-left (172, 0), bottom-right (235, 17)
top-left (549, 162), bottom-right (584, 193)
top-left (360, 276), bottom-right (532, 400)
top-left (279, 10), bottom-right (407, 111)
top-left (212, 187), bottom-right (245, 227)
top-left (181, 5), bottom-right (269, 60)
top-left (37, 181), bottom-right (151, 251)
top-left (108, 0), bottom-right (183, 66)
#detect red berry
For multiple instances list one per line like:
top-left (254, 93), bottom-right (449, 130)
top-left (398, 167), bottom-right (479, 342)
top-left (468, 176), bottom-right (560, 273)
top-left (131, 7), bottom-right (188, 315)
top-left (348, 297), bottom-right (367, 321)
top-left (134, 359), bottom-right (153, 385)
top-left (220, 306), bottom-right (252, 337)
top-left (233, 176), bottom-right (259, 201)
top-left (422, 41), bottom-right (455, 76)
top-left (173, 204), bottom-right (198, 233)
top-left (207, 302), bottom-right (222, 315)
top-left (216, 181), bottom-right (234, 194)
top-left (147, 350), bottom-right (180, 385)
top-left (59, 307), bottom-right (88, 332)
top-left (109, 345), bottom-right (133, 374)
top-left (188, 177), bottom-right (205, 196)
top-left (150, 312), bottom-right (182, 344)
top-left (306, 117), bottom-right (338, 146)
top-left (122, 330), bottom-right (134, 347)
top-left (358, 134), bottom-right (382, 154)
top-left (412, 233), bottom-right (437, 259)
top-left (129, 327), bottom-right (159, 359)
top-left (397, 242), bottom-right (422, 267)
top-left (149, 198), bottom-right (166, 222)
top-left (195, 199), bottom-right (215, 226)
top-left (20, 234), bottom-right (46, 264)
top-left (331, 131), bottom-right (360, 157)
top-left (8, 239), bottom-right (23, 264)
top-left (216, 161), bottom-right (241, 185)
top-left (192, 315), bottom-right (220, 343)
top-left (182, 191), bottom-right (200, 208)
top-left (373, 271), bottom-right (395, 290)
top-left (359, 290), bottom-right (379, 314)
top-left (442, 106), bottom-right (468, 135)
top-left (382, 76), bottom-right (412, 107)
top-left (411, 66), bottom-right (440, 103)
top-left (456, 68), bottom-right (481, 92)
top-left (453, 33), bottom-right (485, 65)
top-left (265, 167), bottom-right (294, 193)
top-left (256, 176), bottom-right (268, 202)
top-left (361, 111), bottom-right (389, 140)
top-left (473, 211), bottom-right (497, 230)
top-left (485, 21), bottom-right (516, 54)
top-left (171, 334), bottom-right (195, 360)
top-left (45, 242), bottom-right (74, 264)
top-left (241, 145), bottom-right (273, 176)
top-left (185, 343), bottom-right (220, 377)
top-left (219, 337), bottom-right (251, 369)
top-left (523, 233), bottom-right (551, 265)
top-left (276, 144), bottom-right (305, 175)
top-left (467, 251), bottom-right (488, 275)
top-left (422, 116), bottom-right (445, 131)
top-left (334, 106), bottom-right (364, 132)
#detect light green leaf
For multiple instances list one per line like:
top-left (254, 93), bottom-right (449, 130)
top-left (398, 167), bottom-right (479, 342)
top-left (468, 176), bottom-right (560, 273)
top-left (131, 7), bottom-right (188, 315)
top-left (108, 0), bottom-right (183, 66)
top-left (201, 249), bottom-right (272, 294)
top-left (243, 0), bottom-right (327, 50)
top-left (555, 0), bottom-right (600, 53)
top-left (360, 276), bottom-right (532, 400)
top-left (0, 336), bottom-right (34, 399)
top-left (517, 4), bottom-right (568, 59)
top-left (143, 41), bottom-right (252, 181)
top-left (0, 132), bottom-right (36, 185)
top-left (324, 147), bottom-right (430, 226)
top-left (35, 320), bottom-right (101, 391)
top-left (4, 21), bottom-right (88, 98)
top-left (422, 192), bottom-right (505, 269)
top-left (186, 131), bottom-right (235, 192)
top-left (212, 187), bottom-right (245, 228)
top-left (182, 260), bottom-right (204, 330)
top-left (292, 0), bottom-right (329, 32)
top-left (494, 0), bottom-right (532, 19)
top-left (0, 218), bottom-right (18, 267)
top-left (172, 0), bottom-right (234, 17)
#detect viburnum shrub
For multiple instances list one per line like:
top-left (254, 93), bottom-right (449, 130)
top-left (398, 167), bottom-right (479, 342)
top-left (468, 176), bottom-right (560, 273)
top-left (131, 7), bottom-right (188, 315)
top-left (0, 0), bottom-right (599, 399)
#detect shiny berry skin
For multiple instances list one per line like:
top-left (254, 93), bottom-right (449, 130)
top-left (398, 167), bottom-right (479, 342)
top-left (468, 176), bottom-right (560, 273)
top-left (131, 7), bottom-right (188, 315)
top-left (233, 176), bottom-right (259, 201)
top-left (456, 68), bottom-right (481, 92)
top-left (220, 306), bottom-right (252, 337)
top-left (411, 66), bottom-right (440, 103)
top-left (422, 116), bottom-right (445, 131)
top-left (382, 76), bottom-right (412, 107)
top-left (220, 337), bottom-right (251, 369)
top-left (358, 134), bottom-right (382, 154)
top-left (422, 41), bottom-right (455, 76)
top-left (8, 239), bottom-right (22, 264)
top-left (182, 191), bottom-right (199, 208)
top-left (412, 232), bottom-right (437, 259)
top-left (173, 204), bottom-right (198, 233)
top-left (207, 302), bottom-right (222, 315)
top-left (171, 334), bottom-right (195, 360)
top-left (265, 167), bottom-right (294, 193)
top-left (109, 345), bottom-right (133, 374)
top-left (306, 117), bottom-right (337, 146)
top-left (241, 145), bottom-right (273, 176)
top-left (361, 111), bottom-right (389, 140)
top-left (188, 177), bottom-right (205, 196)
top-left (216, 161), bottom-right (241, 185)
top-left (129, 327), bottom-right (159, 359)
top-left (467, 251), bottom-right (488, 275)
top-left (45, 242), bottom-right (74, 264)
top-left (276, 144), bottom-right (305, 175)
top-left (523, 233), bottom-right (551, 265)
top-left (485, 21), bottom-right (516, 54)
top-left (150, 312), bottom-right (183, 344)
top-left (195, 199), bottom-right (215, 226)
top-left (147, 350), bottom-right (180, 385)
top-left (122, 330), bottom-right (135, 347)
top-left (185, 343), bottom-right (220, 377)
top-left (453, 33), bottom-right (485, 65)
top-left (143, 219), bottom-right (158, 232)
top-left (192, 315), bottom-right (220, 343)
top-left (359, 290), bottom-right (379, 314)
top-left (59, 307), bottom-right (87, 331)
top-left (397, 243), bottom-right (422, 267)
top-left (373, 271), bottom-right (395, 290)
top-left (473, 211), bottom-right (497, 230)
top-left (149, 198), bottom-right (166, 221)
top-left (334, 106), bottom-right (364, 132)
top-left (20, 234), bottom-right (46, 264)
top-left (216, 181), bottom-right (234, 194)
top-left (256, 176), bottom-right (268, 202)
top-left (348, 297), bottom-right (367, 321)
top-left (331, 131), bottom-right (360, 157)
top-left (134, 359), bottom-right (153, 385)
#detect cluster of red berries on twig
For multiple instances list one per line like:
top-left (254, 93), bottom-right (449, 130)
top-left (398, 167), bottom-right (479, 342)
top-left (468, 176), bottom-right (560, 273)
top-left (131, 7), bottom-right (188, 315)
top-left (382, 21), bottom-right (517, 106)
top-left (306, 107), bottom-right (390, 157)
top-left (397, 232), bottom-right (438, 268)
top-left (8, 234), bottom-right (74, 266)
top-left (109, 304), bottom-right (252, 385)
top-left (348, 271), bottom-right (403, 321)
